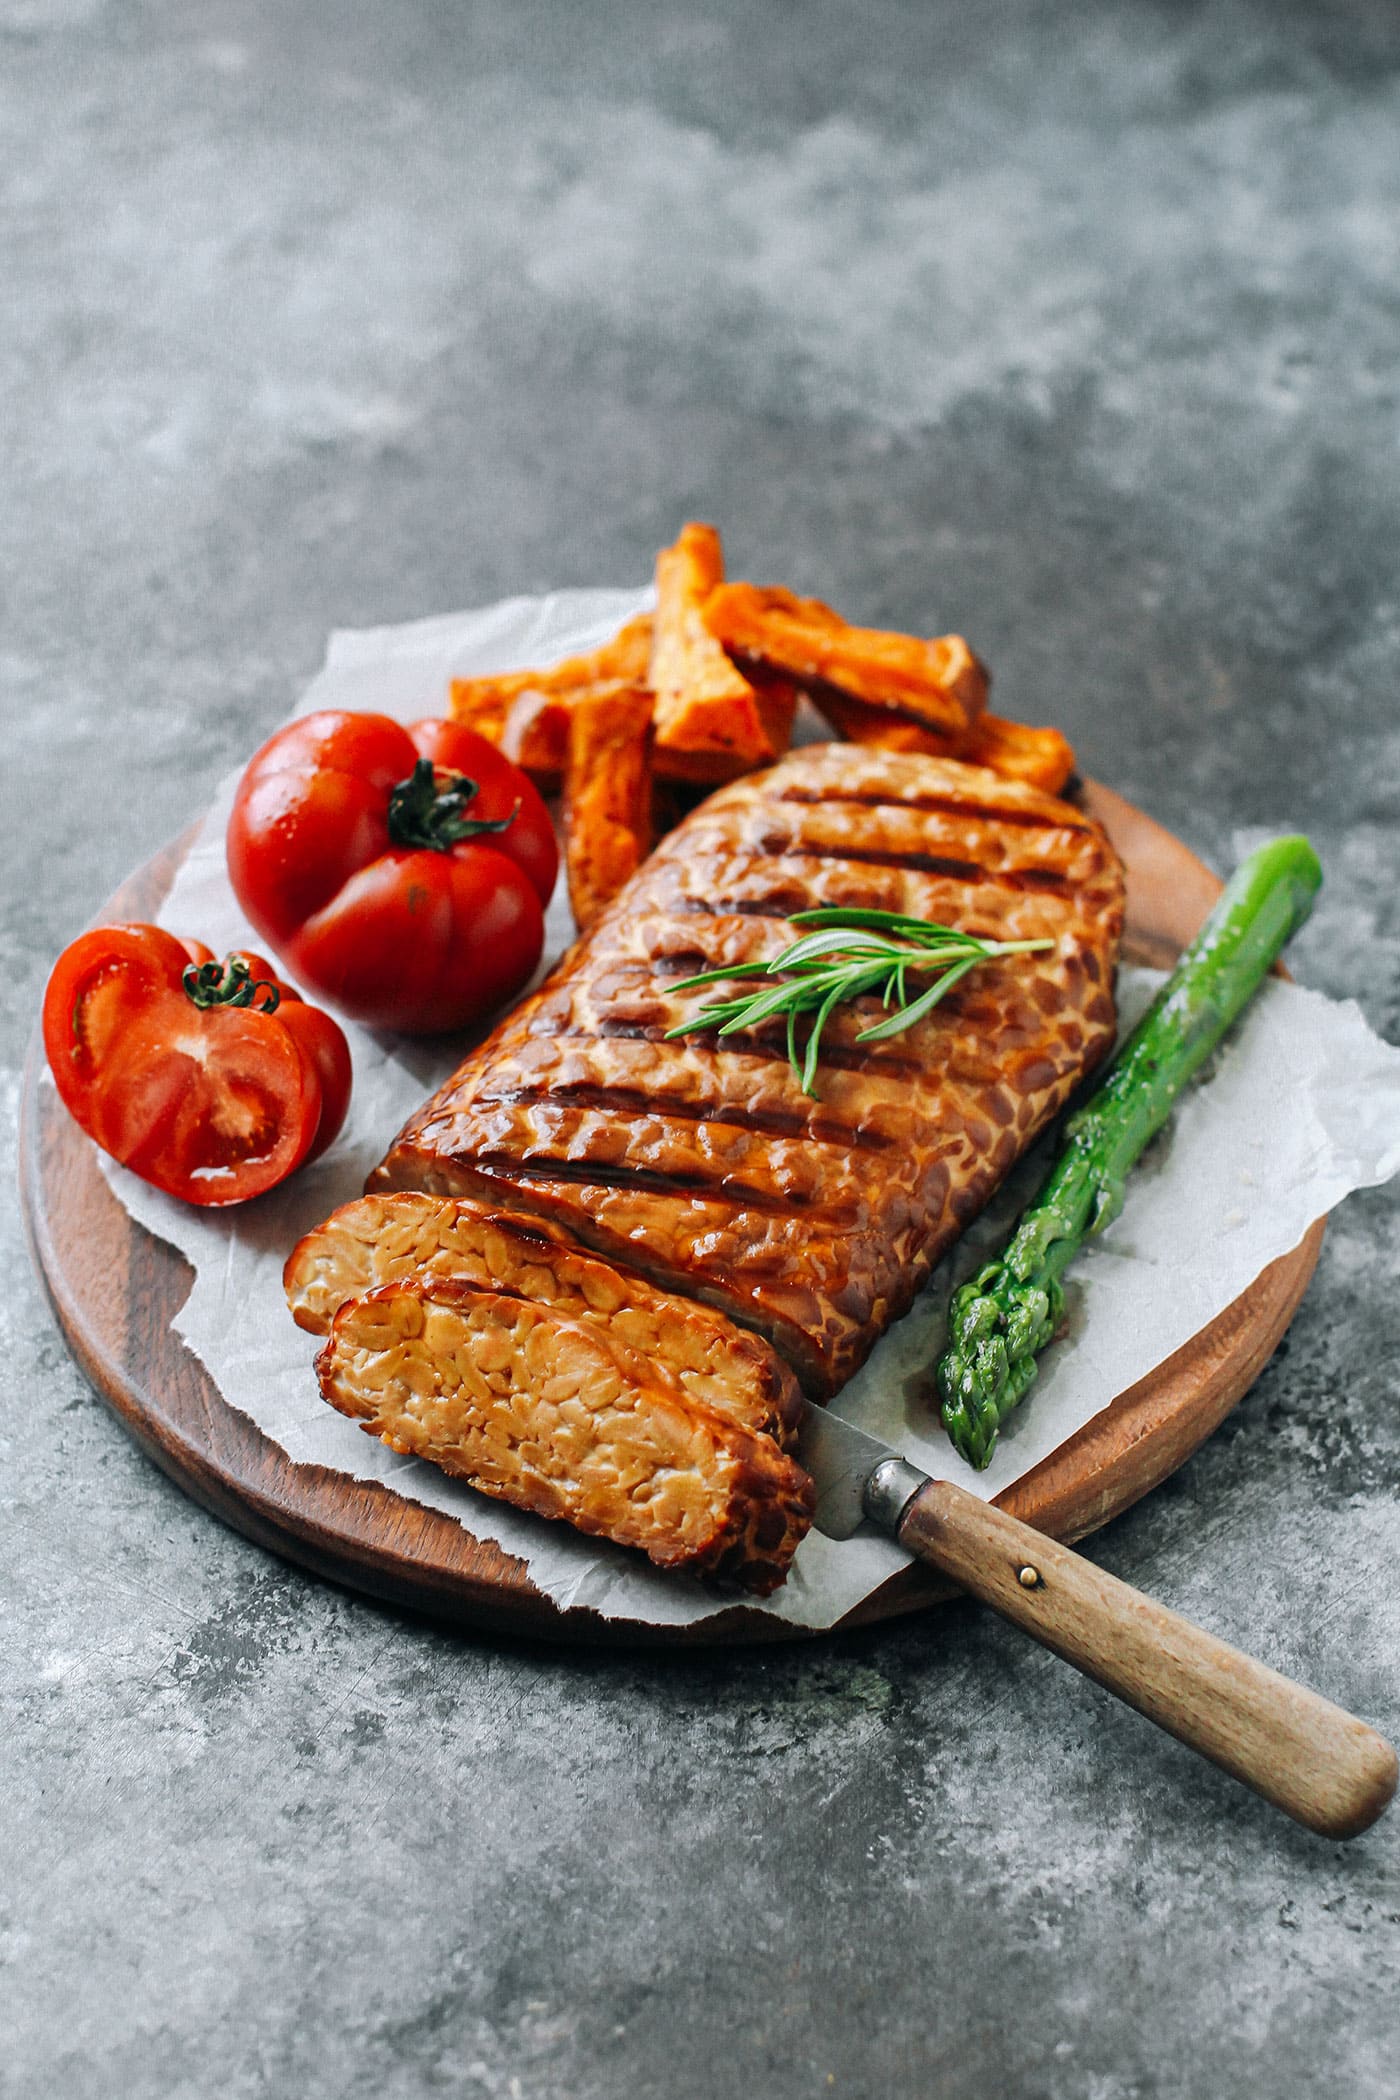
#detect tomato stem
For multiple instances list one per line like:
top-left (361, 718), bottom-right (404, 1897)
top-left (183, 955), bottom-right (282, 1013)
top-left (387, 757), bottom-right (519, 852)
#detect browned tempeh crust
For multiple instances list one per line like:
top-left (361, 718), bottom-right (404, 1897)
top-left (317, 1280), bottom-right (814, 1592)
top-left (373, 745), bottom-right (1125, 1397)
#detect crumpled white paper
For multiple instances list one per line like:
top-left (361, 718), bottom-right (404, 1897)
top-left (94, 588), bottom-right (1400, 1630)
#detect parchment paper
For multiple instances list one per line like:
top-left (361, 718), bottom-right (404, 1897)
top-left (89, 587), bottom-right (1400, 1629)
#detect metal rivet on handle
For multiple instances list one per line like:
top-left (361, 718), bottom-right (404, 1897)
top-left (1018, 1565), bottom-right (1042, 1589)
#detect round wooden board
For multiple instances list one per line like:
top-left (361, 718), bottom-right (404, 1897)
top-left (20, 784), bottom-right (1325, 1646)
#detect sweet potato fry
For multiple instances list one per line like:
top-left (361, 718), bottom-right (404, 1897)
top-left (447, 613), bottom-right (654, 742)
top-left (649, 525), bottom-right (783, 767)
top-left (500, 681), bottom-right (794, 793)
top-left (651, 668), bottom-right (800, 783)
top-left (704, 581), bottom-right (987, 739)
top-left (748, 664), bottom-right (800, 762)
top-left (814, 689), bottom-right (1076, 795)
top-left (446, 679), bottom-right (513, 746)
top-left (959, 712), bottom-right (1077, 794)
top-left (563, 685), bottom-right (655, 930)
top-left (811, 688), bottom-right (957, 758)
top-left (449, 584), bottom-right (797, 792)
top-left (499, 686), bottom-right (570, 782)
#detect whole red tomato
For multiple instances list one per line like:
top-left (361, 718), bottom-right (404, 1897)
top-left (226, 712), bottom-right (556, 1034)
top-left (43, 925), bottom-right (352, 1205)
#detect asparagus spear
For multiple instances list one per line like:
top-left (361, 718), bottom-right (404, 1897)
top-left (936, 835), bottom-right (1324, 1470)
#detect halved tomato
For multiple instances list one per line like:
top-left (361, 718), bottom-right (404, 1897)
top-left (43, 924), bottom-right (351, 1204)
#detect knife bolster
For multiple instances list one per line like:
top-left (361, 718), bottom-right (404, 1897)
top-left (864, 1455), bottom-right (929, 1534)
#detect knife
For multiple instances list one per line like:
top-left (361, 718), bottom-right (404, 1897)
top-left (797, 1403), bottom-right (1397, 1838)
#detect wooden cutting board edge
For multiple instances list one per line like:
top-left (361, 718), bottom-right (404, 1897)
top-left (19, 784), bottom-right (1326, 1647)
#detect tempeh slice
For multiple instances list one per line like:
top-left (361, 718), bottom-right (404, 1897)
top-left (284, 1190), bottom-right (803, 1444)
top-left (317, 1280), bottom-right (814, 1592)
top-left (703, 582), bottom-right (988, 738)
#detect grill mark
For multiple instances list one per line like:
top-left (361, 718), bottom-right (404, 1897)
top-left (776, 787), bottom-right (1090, 833)
top-left (668, 877), bottom-right (1080, 920)
top-left (462, 1150), bottom-right (846, 1217)
top-left (649, 951), bottom-right (731, 975)
top-left (763, 839), bottom-right (1075, 892)
top-left (537, 1019), bottom-right (931, 1080)
top-left (473, 1079), bottom-right (895, 1152)
top-left (671, 897), bottom-right (799, 921)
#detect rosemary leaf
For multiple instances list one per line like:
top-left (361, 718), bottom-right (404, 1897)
top-left (855, 952), bottom-right (982, 1042)
top-left (661, 906), bottom-right (1055, 1095)
top-left (803, 977), bottom-right (853, 1095)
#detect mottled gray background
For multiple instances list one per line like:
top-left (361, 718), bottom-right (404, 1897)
top-left (6, 2), bottom-right (1400, 2095)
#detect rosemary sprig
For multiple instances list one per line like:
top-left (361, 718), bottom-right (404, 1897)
top-left (662, 907), bottom-right (1056, 1095)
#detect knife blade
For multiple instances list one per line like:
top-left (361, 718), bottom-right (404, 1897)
top-left (794, 1400), bottom-right (1396, 1839)
top-left (796, 1399), bottom-right (929, 1541)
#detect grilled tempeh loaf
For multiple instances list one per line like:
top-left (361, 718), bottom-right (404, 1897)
top-left (373, 745), bottom-right (1126, 1396)
top-left (285, 1190), bottom-right (803, 1445)
top-left (316, 1280), bottom-right (814, 1592)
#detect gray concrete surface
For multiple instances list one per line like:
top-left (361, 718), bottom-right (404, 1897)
top-left (5, 3), bottom-right (1400, 2093)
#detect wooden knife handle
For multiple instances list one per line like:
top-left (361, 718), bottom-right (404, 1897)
top-left (898, 1479), bottom-right (1397, 1838)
